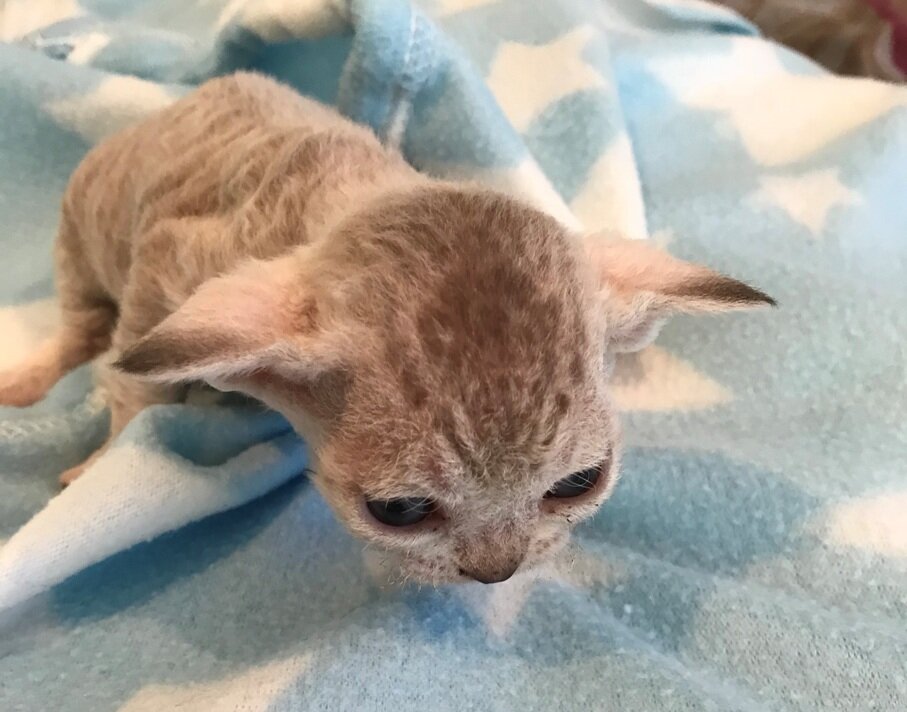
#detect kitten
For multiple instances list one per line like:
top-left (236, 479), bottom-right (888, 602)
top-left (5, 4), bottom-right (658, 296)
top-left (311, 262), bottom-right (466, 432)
top-left (0, 73), bottom-right (773, 584)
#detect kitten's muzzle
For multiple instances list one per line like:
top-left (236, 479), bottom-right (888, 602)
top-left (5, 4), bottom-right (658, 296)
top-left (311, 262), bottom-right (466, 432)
top-left (455, 522), bottom-right (529, 584)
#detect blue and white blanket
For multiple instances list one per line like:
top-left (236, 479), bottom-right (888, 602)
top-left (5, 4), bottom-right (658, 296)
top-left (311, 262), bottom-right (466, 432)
top-left (1, 1), bottom-right (906, 710)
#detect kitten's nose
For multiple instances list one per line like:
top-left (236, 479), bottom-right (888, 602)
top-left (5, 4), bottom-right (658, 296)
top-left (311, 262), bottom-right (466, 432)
top-left (459, 563), bottom-right (520, 584)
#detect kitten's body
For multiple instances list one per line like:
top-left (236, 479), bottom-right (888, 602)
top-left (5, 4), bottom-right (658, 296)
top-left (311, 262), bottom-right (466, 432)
top-left (0, 73), bottom-right (772, 584)
top-left (27, 73), bottom-right (425, 483)
top-left (63, 74), bottom-right (418, 305)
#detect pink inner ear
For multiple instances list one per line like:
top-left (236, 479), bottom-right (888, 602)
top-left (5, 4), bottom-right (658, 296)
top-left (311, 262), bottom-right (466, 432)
top-left (175, 256), bottom-right (302, 344)
top-left (585, 235), bottom-right (774, 353)
top-left (586, 237), bottom-right (707, 298)
top-left (586, 235), bottom-right (774, 311)
top-left (115, 255), bottom-right (315, 383)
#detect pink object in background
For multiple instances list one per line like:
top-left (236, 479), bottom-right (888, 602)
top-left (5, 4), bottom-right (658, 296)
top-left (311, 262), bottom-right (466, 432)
top-left (714, 0), bottom-right (906, 81)
top-left (864, 0), bottom-right (907, 78)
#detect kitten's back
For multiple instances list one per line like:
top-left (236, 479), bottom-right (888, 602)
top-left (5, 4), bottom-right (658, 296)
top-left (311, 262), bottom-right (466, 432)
top-left (62, 73), bottom-right (411, 299)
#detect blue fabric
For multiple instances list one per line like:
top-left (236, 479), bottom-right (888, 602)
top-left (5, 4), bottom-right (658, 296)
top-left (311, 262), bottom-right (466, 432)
top-left (1, 1), bottom-right (905, 710)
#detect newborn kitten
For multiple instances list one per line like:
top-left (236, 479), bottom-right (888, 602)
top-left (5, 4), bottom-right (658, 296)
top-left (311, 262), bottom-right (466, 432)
top-left (0, 73), bottom-right (773, 584)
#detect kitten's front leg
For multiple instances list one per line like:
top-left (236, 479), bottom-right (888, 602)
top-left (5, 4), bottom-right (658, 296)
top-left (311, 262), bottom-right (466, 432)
top-left (58, 222), bottom-right (196, 486)
top-left (59, 359), bottom-right (184, 486)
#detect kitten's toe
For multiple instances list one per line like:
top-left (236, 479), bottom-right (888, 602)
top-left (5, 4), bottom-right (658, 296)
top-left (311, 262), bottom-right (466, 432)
top-left (58, 450), bottom-right (104, 487)
top-left (59, 464), bottom-right (87, 488)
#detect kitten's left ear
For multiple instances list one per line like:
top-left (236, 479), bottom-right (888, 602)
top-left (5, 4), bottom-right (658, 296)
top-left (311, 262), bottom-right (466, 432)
top-left (114, 253), bottom-right (346, 385)
top-left (585, 234), bottom-right (775, 353)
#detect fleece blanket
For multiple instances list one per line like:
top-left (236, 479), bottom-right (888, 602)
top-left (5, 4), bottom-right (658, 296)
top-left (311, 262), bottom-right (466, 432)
top-left (1, 1), bottom-right (905, 710)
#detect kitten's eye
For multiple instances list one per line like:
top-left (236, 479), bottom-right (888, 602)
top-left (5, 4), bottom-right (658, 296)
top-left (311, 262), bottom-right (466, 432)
top-left (365, 497), bottom-right (435, 527)
top-left (546, 465), bottom-right (602, 499)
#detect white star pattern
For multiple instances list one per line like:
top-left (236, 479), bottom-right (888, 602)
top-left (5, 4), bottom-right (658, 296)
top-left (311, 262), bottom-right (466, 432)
top-left (119, 654), bottom-right (312, 712)
top-left (752, 169), bottom-right (861, 237)
top-left (420, 156), bottom-right (581, 229)
top-left (825, 491), bottom-right (907, 558)
top-left (486, 26), bottom-right (607, 134)
top-left (65, 32), bottom-right (111, 65)
top-left (648, 37), bottom-right (907, 166)
top-left (45, 75), bottom-right (176, 143)
top-left (611, 346), bottom-right (732, 413)
top-left (435, 0), bottom-right (500, 17)
top-left (0, 0), bottom-right (83, 41)
top-left (570, 134), bottom-right (648, 239)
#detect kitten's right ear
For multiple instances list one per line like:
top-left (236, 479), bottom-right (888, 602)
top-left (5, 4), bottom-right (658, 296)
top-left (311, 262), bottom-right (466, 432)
top-left (585, 234), bottom-right (775, 353)
top-left (114, 255), bottom-right (345, 385)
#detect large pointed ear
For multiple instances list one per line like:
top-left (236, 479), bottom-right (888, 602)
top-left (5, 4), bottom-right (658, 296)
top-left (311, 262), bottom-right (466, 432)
top-left (585, 235), bottom-right (775, 353)
top-left (114, 255), bottom-right (345, 384)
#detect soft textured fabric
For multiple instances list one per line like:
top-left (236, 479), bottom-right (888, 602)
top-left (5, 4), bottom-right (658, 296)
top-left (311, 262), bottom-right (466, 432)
top-left (1, 1), bottom-right (905, 710)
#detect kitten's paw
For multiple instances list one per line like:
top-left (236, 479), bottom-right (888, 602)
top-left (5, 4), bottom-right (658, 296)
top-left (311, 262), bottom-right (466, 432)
top-left (59, 463), bottom-right (87, 488)
top-left (58, 447), bottom-right (106, 487)
top-left (0, 369), bottom-right (47, 407)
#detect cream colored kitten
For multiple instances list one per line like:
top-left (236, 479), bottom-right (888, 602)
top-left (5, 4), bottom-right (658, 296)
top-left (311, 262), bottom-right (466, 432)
top-left (0, 73), bottom-right (773, 584)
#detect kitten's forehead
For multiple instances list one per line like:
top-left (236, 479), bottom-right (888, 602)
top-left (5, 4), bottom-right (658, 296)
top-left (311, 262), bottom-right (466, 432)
top-left (333, 186), bottom-right (611, 482)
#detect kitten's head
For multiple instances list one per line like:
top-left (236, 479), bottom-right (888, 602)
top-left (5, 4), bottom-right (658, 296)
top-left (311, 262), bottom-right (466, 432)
top-left (117, 186), bottom-right (773, 584)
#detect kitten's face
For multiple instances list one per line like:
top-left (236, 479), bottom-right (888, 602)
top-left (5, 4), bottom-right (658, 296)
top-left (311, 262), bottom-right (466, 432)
top-left (120, 186), bottom-right (773, 584)
top-left (288, 188), bottom-right (621, 583)
top-left (306, 362), bottom-right (621, 584)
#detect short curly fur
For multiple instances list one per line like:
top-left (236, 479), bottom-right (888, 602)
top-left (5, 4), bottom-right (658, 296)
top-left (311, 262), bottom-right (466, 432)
top-left (0, 73), bottom-right (773, 583)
